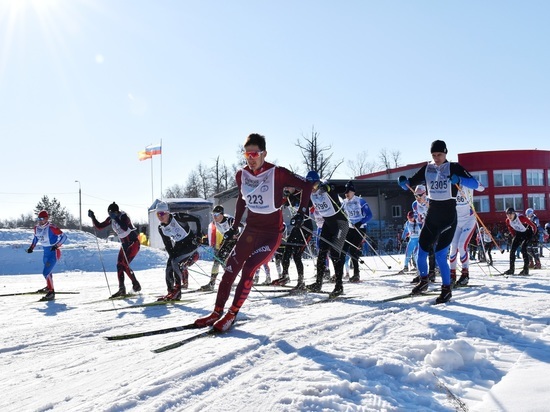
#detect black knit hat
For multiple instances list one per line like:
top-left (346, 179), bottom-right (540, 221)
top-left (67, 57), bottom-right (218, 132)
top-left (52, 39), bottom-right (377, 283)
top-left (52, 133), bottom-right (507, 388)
top-left (108, 202), bottom-right (119, 213)
top-left (213, 205), bottom-right (224, 214)
top-left (430, 140), bottom-right (448, 154)
top-left (344, 181), bottom-right (355, 194)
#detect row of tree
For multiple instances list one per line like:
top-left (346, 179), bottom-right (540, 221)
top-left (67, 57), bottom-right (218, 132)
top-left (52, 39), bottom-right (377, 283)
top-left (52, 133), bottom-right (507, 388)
top-left (164, 128), bottom-right (402, 200)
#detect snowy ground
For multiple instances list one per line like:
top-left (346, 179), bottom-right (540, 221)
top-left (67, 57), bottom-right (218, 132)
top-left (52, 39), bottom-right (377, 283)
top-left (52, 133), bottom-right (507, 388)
top-left (1, 229), bottom-right (549, 411)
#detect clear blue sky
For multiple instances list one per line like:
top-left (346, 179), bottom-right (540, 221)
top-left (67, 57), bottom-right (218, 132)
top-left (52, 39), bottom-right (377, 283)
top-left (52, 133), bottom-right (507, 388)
top-left (1, 0), bottom-right (549, 223)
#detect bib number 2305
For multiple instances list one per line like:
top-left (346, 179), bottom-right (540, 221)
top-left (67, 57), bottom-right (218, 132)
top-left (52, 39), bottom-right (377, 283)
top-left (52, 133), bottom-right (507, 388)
top-left (430, 180), bottom-right (448, 190)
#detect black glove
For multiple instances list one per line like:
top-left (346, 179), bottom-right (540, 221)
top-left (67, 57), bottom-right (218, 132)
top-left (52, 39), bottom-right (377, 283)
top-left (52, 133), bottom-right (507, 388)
top-left (318, 182), bottom-right (330, 193)
top-left (26, 247), bottom-right (33, 254)
top-left (223, 228), bottom-right (237, 241)
top-left (290, 213), bottom-right (305, 228)
top-left (50, 245), bottom-right (58, 251)
top-left (192, 236), bottom-right (202, 246)
top-left (88, 210), bottom-right (95, 218)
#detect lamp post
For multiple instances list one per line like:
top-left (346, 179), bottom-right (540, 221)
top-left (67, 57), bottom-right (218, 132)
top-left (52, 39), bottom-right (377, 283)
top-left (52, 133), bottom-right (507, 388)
top-left (75, 180), bottom-right (82, 231)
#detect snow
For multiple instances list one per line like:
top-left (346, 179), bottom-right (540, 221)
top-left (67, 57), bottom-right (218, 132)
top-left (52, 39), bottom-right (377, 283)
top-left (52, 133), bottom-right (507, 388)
top-left (1, 229), bottom-right (549, 411)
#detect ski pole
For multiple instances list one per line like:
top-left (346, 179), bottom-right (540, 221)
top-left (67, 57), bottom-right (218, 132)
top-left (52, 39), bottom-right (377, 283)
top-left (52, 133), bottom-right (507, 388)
top-left (92, 227), bottom-right (114, 303)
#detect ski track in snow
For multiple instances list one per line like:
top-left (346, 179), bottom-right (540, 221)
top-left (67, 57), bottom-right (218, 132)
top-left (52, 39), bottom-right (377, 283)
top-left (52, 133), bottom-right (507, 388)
top-left (1, 229), bottom-right (550, 411)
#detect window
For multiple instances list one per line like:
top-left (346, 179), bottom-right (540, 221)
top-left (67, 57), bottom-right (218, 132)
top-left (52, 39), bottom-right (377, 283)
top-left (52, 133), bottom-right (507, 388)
top-left (493, 170), bottom-right (522, 187)
top-left (494, 194), bottom-right (523, 212)
top-left (528, 194), bottom-right (545, 211)
top-left (527, 169), bottom-right (544, 186)
top-left (473, 196), bottom-right (490, 213)
top-left (470, 171), bottom-right (489, 188)
top-left (392, 205), bottom-right (402, 218)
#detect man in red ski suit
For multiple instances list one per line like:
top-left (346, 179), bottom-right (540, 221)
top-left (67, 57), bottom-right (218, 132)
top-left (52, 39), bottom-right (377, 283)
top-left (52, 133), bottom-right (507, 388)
top-left (194, 133), bottom-right (313, 332)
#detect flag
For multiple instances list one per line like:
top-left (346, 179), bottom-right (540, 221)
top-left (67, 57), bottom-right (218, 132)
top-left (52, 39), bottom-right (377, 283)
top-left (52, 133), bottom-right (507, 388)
top-left (138, 150), bottom-right (152, 161)
top-left (145, 143), bottom-right (162, 156)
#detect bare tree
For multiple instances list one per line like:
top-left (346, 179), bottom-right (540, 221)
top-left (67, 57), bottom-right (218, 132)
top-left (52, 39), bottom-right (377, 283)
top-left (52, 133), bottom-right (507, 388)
top-left (211, 156), bottom-right (237, 195)
top-left (195, 162), bottom-right (211, 199)
top-left (183, 171), bottom-right (201, 198)
top-left (378, 148), bottom-right (402, 170)
top-left (347, 150), bottom-right (378, 177)
top-left (295, 126), bottom-right (343, 179)
top-left (164, 184), bottom-right (186, 198)
top-left (390, 149), bottom-right (402, 169)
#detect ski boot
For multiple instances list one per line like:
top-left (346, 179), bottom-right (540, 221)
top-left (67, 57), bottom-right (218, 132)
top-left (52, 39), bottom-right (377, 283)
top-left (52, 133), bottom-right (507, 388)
top-left (213, 309), bottom-right (238, 332)
top-left (271, 274), bottom-right (290, 286)
top-left (456, 268), bottom-right (469, 287)
top-left (200, 278), bottom-right (216, 291)
top-left (435, 285), bottom-right (452, 304)
top-left (110, 286), bottom-right (127, 299)
top-left (329, 284), bottom-right (344, 299)
top-left (194, 308), bottom-right (223, 327)
top-left (40, 290), bottom-right (55, 301)
top-left (411, 277), bottom-right (429, 295)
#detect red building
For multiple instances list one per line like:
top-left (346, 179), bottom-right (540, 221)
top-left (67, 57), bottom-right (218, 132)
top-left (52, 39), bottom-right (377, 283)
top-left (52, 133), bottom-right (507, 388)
top-left (356, 149), bottom-right (550, 230)
top-left (458, 150), bottom-right (550, 226)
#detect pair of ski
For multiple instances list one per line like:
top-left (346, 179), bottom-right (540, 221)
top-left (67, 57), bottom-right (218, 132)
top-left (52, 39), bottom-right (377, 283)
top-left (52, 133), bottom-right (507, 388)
top-left (379, 284), bottom-right (483, 303)
top-left (90, 288), bottom-right (215, 311)
top-left (0, 290), bottom-right (80, 297)
top-left (105, 320), bottom-right (245, 353)
top-left (97, 297), bottom-right (200, 312)
top-left (0, 290), bottom-right (80, 302)
top-left (254, 285), bottom-right (359, 305)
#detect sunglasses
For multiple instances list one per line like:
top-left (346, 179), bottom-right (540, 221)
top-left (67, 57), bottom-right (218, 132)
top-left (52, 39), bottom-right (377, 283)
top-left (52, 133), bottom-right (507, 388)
top-left (37, 217), bottom-right (46, 221)
top-left (157, 211), bottom-right (169, 218)
top-left (243, 150), bottom-right (264, 159)
top-left (212, 212), bottom-right (222, 217)
top-left (415, 194), bottom-right (425, 198)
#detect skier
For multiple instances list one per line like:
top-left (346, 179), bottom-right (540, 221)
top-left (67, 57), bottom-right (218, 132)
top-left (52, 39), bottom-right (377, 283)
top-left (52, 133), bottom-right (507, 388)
top-left (341, 181), bottom-right (373, 282)
top-left (311, 205), bottom-right (332, 280)
top-left (449, 181), bottom-right (484, 286)
top-left (156, 201), bottom-right (202, 301)
top-left (399, 211), bottom-right (420, 273)
top-left (304, 171), bottom-right (349, 297)
top-left (88, 202), bottom-right (141, 298)
top-left (254, 263), bottom-right (272, 285)
top-left (525, 208), bottom-right (542, 269)
top-left (398, 140), bottom-right (480, 304)
top-left (194, 133), bottom-right (313, 332)
top-left (26, 210), bottom-right (67, 301)
top-left (200, 205), bottom-right (241, 291)
top-left (477, 227), bottom-right (493, 266)
top-left (504, 207), bottom-right (538, 275)
top-left (271, 187), bottom-right (313, 288)
top-left (410, 184), bottom-right (436, 283)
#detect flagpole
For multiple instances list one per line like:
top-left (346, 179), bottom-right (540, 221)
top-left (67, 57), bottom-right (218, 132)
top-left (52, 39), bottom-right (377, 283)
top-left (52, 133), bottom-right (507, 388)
top-left (160, 139), bottom-right (163, 200)
top-left (150, 155), bottom-right (154, 202)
